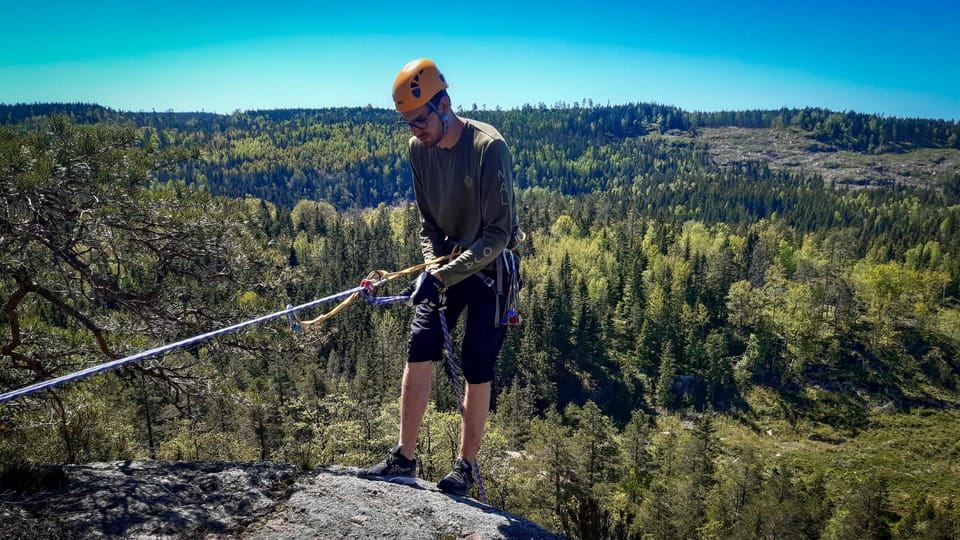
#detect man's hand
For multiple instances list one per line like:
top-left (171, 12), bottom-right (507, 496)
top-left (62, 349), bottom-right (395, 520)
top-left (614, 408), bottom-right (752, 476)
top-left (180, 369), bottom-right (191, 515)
top-left (402, 271), bottom-right (445, 308)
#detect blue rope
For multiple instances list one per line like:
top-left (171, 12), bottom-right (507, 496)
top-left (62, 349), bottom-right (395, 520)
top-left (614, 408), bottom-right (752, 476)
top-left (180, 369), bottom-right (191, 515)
top-left (363, 294), bottom-right (410, 306)
top-left (0, 284), bottom-right (371, 404)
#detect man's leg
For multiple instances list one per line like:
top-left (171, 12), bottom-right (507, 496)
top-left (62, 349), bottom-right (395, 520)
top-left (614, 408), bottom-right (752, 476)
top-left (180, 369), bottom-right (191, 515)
top-left (357, 360), bottom-right (432, 483)
top-left (458, 381), bottom-right (491, 462)
top-left (438, 276), bottom-right (501, 496)
top-left (437, 379), bottom-right (491, 495)
top-left (398, 361), bottom-right (433, 460)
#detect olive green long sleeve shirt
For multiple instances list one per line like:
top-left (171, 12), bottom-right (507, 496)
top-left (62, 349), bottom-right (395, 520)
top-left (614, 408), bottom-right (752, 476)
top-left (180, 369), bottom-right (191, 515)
top-left (408, 119), bottom-right (517, 287)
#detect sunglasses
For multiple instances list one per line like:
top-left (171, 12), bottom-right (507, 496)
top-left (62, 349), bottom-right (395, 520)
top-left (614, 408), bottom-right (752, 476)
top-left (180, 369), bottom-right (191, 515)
top-left (398, 108), bottom-right (437, 130)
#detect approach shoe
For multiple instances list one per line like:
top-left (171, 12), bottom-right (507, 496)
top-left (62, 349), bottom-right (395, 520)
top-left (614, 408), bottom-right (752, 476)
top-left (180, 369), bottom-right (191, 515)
top-left (357, 446), bottom-right (417, 485)
top-left (437, 458), bottom-right (474, 496)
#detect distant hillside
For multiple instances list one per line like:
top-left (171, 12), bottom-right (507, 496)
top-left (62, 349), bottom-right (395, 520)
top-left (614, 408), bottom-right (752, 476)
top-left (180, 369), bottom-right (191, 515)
top-left (2, 102), bottom-right (958, 212)
top-left (692, 126), bottom-right (960, 190)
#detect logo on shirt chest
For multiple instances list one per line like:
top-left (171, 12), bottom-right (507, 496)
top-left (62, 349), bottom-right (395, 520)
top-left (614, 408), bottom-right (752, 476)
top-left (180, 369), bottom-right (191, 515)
top-left (464, 174), bottom-right (473, 188)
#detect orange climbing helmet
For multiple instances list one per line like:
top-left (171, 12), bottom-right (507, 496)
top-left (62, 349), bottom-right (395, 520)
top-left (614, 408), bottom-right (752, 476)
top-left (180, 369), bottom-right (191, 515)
top-left (392, 58), bottom-right (449, 113)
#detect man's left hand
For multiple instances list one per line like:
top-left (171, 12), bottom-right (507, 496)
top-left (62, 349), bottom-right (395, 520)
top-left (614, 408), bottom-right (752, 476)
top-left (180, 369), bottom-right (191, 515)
top-left (402, 271), bottom-right (445, 308)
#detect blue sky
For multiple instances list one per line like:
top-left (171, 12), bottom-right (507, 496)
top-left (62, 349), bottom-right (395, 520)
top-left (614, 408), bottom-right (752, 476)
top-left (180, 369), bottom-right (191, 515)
top-left (1, 1), bottom-right (958, 119)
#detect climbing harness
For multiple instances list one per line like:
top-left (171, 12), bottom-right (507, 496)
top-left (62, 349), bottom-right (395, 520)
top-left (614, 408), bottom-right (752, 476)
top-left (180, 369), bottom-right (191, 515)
top-left (497, 247), bottom-right (523, 326)
top-left (474, 229), bottom-right (525, 327)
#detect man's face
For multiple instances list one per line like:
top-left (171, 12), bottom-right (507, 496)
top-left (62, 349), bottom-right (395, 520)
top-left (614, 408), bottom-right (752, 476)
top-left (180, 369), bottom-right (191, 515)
top-left (400, 104), bottom-right (441, 146)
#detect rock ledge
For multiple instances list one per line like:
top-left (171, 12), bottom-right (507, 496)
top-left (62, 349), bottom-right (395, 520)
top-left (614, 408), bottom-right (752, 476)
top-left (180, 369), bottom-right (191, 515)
top-left (0, 461), bottom-right (562, 539)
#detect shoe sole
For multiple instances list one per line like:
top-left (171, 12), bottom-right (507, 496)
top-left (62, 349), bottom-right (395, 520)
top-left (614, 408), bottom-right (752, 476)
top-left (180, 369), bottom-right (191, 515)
top-left (437, 483), bottom-right (469, 496)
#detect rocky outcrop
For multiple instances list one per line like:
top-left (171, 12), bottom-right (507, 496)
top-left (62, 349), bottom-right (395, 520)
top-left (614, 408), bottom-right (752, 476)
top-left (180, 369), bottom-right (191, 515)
top-left (0, 461), bottom-right (562, 539)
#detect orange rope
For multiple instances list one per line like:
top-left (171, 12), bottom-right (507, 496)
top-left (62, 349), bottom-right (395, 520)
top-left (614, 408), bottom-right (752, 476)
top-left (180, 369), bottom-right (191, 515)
top-left (297, 230), bottom-right (528, 329)
top-left (299, 254), bottom-right (452, 328)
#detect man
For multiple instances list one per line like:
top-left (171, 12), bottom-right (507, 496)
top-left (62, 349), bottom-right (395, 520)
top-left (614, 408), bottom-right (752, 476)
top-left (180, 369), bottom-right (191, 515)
top-left (358, 58), bottom-right (518, 497)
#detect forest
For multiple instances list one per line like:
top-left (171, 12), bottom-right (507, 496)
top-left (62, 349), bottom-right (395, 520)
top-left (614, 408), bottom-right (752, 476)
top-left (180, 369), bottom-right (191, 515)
top-left (1, 102), bottom-right (959, 539)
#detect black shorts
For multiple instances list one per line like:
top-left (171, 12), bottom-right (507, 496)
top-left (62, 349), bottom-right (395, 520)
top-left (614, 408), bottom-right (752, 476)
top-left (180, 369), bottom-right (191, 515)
top-left (407, 273), bottom-right (506, 384)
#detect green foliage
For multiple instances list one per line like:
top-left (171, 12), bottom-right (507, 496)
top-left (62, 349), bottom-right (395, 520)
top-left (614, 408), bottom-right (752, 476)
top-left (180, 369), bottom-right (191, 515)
top-left (822, 474), bottom-right (893, 539)
top-left (2, 111), bottom-right (960, 539)
top-left (894, 495), bottom-right (960, 539)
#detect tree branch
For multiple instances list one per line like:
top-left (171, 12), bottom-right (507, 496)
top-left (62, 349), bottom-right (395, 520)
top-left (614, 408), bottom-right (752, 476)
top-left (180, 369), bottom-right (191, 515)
top-left (31, 283), bottom-right (119, 359)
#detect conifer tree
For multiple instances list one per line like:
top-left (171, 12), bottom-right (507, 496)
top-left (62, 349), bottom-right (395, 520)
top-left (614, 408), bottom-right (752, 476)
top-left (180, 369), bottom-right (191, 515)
top-left (655, 342), bottom-right (678, 409)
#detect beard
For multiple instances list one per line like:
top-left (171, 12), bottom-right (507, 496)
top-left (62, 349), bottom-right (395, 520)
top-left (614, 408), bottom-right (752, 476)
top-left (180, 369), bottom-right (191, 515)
top-left (417, 131), bottom-right (441, 147)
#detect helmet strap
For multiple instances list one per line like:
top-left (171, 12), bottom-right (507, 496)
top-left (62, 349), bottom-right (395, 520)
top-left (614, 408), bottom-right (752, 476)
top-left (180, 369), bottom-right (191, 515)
top-left (428, 101), bottom-right (449, 136)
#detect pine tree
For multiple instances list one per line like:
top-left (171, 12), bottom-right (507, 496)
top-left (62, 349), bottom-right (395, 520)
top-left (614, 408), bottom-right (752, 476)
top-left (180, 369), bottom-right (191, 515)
top-left (655, 341), bottom-right (678, 409)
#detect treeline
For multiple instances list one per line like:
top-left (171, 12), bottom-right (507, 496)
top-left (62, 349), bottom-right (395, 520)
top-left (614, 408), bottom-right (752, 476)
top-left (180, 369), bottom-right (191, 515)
top-left (688, 107), bottom-right (960, 153)
top-left (2, 103), bottom-right (958, 210)
top-left (2, 115), bottom-right (960, 538)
